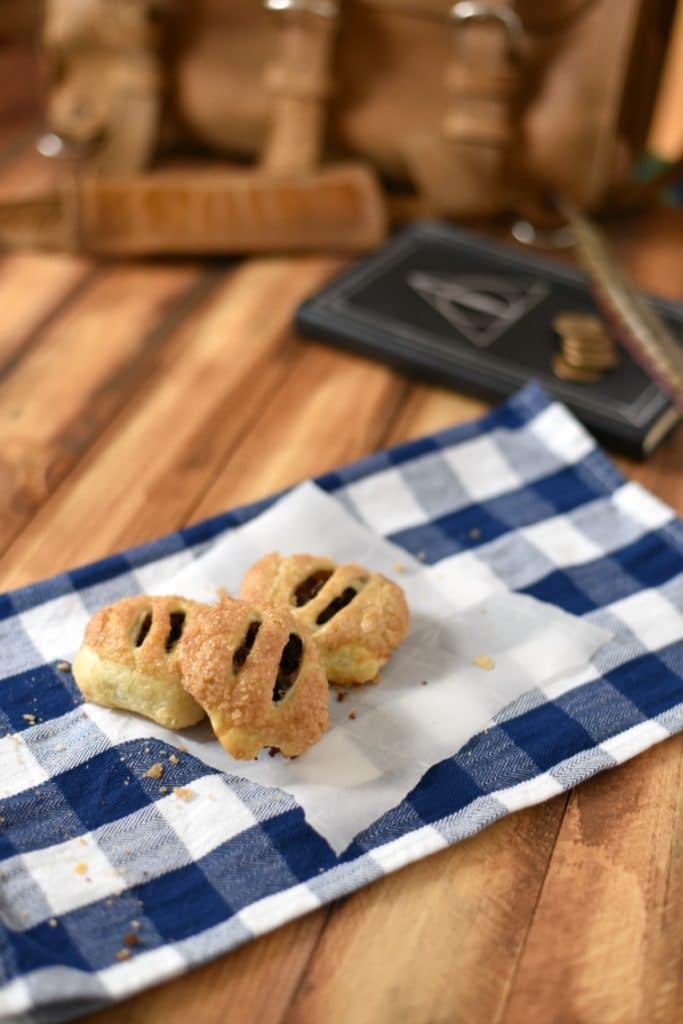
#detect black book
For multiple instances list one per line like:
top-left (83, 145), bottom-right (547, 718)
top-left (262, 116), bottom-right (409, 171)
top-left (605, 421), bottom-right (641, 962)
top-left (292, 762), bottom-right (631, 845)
top-left (295, 221), bottom-right (683, 458)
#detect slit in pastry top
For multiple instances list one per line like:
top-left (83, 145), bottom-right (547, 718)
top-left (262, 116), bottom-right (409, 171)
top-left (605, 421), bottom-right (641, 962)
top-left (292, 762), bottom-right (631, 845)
top-left (273, 633), bottom-right (303, 702)
top-left (133, 611), bottom-right (153, 648)
top-left (315, 586), bottom-right (360, 625)
top-left (294, 570), bottom-right (333, 607)
top-left (232, 620), bottom-right (261, 673)
top-left (165, 611), bottom-right (186, 652)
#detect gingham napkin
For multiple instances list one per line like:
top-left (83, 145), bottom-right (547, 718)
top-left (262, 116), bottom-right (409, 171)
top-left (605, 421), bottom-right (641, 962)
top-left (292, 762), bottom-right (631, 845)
top-left (2, 382), bottom-right (683, 1023)
top-left (73, 480), bottom-right (607, 854)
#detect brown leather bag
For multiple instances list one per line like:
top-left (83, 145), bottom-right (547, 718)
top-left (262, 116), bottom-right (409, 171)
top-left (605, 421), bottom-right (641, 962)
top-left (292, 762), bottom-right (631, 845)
top-left (4, 0), bottom-right (671, 257)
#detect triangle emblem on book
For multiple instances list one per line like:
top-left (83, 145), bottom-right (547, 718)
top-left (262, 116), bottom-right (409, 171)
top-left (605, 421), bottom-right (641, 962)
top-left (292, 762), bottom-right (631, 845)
top-left (407, 271), bottom-right (548, 348)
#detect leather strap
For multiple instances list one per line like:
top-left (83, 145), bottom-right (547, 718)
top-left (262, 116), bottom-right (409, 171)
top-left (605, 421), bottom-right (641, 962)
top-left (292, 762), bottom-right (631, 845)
top-left (262, 0), bottom-right (341, 175)
top-left (401, 1), bottom-right (524, 217)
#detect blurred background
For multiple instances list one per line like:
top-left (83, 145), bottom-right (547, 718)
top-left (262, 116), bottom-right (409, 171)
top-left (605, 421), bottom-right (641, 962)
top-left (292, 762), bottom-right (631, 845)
top-left (0, 0), bottom-right (681, 251)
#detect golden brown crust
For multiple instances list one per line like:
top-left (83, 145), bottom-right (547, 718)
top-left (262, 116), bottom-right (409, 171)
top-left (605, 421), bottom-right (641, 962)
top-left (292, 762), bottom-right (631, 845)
top-left (73, 594), bottom-right (206, 728)
top-left (240, 553), bottom-right (410, 685)
top-left (179, 594), bottom-right (329, 759)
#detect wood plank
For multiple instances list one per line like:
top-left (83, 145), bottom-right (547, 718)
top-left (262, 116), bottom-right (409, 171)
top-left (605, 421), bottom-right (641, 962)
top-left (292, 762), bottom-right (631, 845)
top-left (0, 260), bottom-right (345, 587)
top-left (502, 738), bottom-right (683, 1024)
top-left (0, 263), bottom-right (212, 562)
top-left (384, 381), bottom-right (488, 443)
top-left (0, 252), bottom-right (91, 373)
top-left (285, 802), bottom-right (567, 1024)
top-left (189, 338), bottom-right (408, 521)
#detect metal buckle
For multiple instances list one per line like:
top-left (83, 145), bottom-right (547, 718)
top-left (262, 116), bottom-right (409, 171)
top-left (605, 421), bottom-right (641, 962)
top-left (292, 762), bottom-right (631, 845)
top-left (450, 2), bottom-right (525, 57)
top-left (264, 0), bottom-right (339, 19)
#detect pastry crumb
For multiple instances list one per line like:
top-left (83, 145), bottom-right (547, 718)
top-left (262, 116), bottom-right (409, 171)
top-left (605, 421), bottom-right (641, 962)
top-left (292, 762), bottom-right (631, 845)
top-left (348, 710), bottom-right (357, 720)
top-left (393, 563), bottom-right (406, 573)
top-left (123, 932), bottom-right (139, 947)
top-left (130, 920), bottom-right (140, 930)
top-left (267, 747), bottom-right (279, 758)
top-left (48, 918), bottom-right (58, 928)
top-left (116, 949), bottom-right (131, 961)
top-left (336, 691), bottom-right (347, 703)
top-left (167, 754), bottom-right (180, 765)
top-left (159, 786), bottom-right (169, 794)
top-left (74, 862), bottom-right (88, 876)
top-left (57, 661), bottom-right (71, 672)
top-left (473, 655), bottom-right (495, 670)
top-left (174, 743), bottom-right (187, 753)
top-left (144, 763), bottom-right (164, 779)
top-left (21, 713), bottom-right (36, 724)
top-left (469, 528), bottom-right (481, 540)
top-left (172, 786), bottom-right (195, 802)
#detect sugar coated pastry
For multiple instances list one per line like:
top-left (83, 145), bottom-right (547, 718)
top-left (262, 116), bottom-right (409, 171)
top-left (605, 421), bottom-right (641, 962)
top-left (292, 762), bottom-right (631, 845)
top-left (179, 594), bottom-right (329, 760)
top-left (240, 553), bottom-right (410, 685)
top-left (72, 595), bottom-right (206, 728)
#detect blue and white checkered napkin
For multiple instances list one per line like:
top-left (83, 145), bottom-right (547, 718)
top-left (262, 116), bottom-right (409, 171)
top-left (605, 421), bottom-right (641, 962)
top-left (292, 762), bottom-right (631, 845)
top-left (2, 382), bottom-right (683, 1022)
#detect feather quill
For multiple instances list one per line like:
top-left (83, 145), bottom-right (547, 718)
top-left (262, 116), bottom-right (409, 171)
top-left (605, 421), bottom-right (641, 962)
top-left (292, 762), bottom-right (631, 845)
top-left (558, 196), bottom-right (683, 414)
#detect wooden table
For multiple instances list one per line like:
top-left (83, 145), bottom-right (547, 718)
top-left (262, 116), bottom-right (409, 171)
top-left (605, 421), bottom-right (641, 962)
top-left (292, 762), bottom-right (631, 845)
top-left (2, 69), bottom-right (683, 1024)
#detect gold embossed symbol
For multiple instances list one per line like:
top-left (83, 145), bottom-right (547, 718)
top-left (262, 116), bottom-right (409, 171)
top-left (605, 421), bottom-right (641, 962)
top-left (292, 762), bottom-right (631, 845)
top-left (552, 313), bottom-right (619, 383)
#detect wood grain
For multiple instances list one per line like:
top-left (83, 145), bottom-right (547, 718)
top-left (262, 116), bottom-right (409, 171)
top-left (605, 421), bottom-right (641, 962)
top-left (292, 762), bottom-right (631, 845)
top-left (0, 263), bottom-right (213, 557)
top-left (286, 801), bottom-right (568, 1024)
top-left (189, 339), bottom-right (408, 522)
top-left (0, 252), bottom-right (90, 373)
top-left (0, 259), bottom-right (343, 586)
top-left (502, 737), bottom-right (683, 1024)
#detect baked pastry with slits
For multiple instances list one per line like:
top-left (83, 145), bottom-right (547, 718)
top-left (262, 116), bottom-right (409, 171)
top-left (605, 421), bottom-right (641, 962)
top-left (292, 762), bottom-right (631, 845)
top-left (179, 594), bottom-right (329, 760)
top-left (72, 595), bottom-right (206, 729)
top-left (240, 553), bottom-right (410, 686)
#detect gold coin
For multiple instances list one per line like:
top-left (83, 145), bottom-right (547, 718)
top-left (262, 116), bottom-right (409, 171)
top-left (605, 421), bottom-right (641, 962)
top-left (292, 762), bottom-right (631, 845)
top-left (562, 345), bottom-right (616, 364)
top-left (562, 333), bottom-right (615, 350)
top-left (553, 312), bottom-right (606, 337)
top-left (552, 354), bottom-right (601, 383)
top-left (562, 349), bottom-right (619, 371)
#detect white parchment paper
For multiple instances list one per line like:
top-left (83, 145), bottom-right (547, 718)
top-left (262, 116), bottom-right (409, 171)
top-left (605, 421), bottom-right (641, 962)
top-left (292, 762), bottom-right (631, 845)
top-left (81, 483), bottom-right (609, 852)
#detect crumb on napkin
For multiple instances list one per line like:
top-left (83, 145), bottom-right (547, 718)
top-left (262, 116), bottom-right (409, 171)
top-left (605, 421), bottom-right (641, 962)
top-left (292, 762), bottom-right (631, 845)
top-left (473, 655), bottom-right (495, 671)
top-left (144, 763), bottom-right (164, 779)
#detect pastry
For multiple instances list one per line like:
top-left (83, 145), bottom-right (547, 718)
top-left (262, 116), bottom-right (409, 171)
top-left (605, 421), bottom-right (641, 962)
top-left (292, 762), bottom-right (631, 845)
top-left (72, 595), bottom-right (206, 728)
top-left (240, 553), bottom-right (409, 685)
top-left (179, 594), bottom-right (329, 759)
